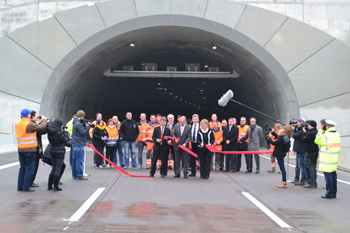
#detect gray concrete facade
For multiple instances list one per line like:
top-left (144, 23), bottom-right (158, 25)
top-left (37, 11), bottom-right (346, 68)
top-left (0, 0), bottom-right (349, 170)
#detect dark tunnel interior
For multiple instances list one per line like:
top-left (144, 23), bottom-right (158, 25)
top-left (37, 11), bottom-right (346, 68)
top-left (44, 26), bottom-right (295, 128)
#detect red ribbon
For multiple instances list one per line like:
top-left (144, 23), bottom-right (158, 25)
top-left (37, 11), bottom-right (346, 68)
top-left (206, 145), bottom-right (273, 154)
top-left (164, 136), bottom-right (198, 158)
top-left (87, 143), bottom-right (150, 178)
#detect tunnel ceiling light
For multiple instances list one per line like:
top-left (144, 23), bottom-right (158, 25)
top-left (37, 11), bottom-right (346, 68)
top-left (130, 42), bottom-right (135, 47)
top-left (164, 88), bottom-right (167, 91)
top-left (203, 97), bottom-right (206, 99)
top-left (212, 44), bottom-right (217, 50)
top-left (185, 101), bottom-right (187, 103)
top-left (158, 83), bottom-right (161, 85)
top-left (204, 65), bottom-right (208, 68)
top-left (175, 96), bottom-right (177, 98)
top-left (170, 93), bottom-right (172, 95)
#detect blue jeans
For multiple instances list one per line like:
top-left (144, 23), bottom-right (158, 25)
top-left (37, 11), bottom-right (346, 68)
top-left (69, 149), bottom-right (73, 167)
top-left (324, 171), bottom-right (337, 198)
top-left (18, 152), bottom-right (36, 190)
top-left (277, 157), bottom-right (286, 182)
top-left (138, 141), bottom-right (146, 166)
top-left (114, 141), bottom-right (125, 166)
top-left (124, 141), bottom-right (138, 168)
top-left (297, 152), bottom-right (307, 183)
top-left (72, 147), bottom-right (85, 179)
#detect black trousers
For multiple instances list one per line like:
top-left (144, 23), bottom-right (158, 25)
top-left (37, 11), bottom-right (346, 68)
top-left (50, 156), bottom-right (64, 177)
top-left (305, 151), bottom-right (318, 187)
top-left (106, 146), bottom-right (115, 165)
top-left (198, 150), bottom-right (212, 178)
top-left (94, 145), bottom-right (105, 166)
top-left (324, 171), bottom-right (337, 198)
top-left (252, 154), bottom-right (260, 171)
top-left (31, 151), bottom-right (41, 184)
top-left (150, 148), bottom-right (168, 176)
top-left (190, 142), bottom-right (198, 174)
top-left (224, 153), bottom-right (236, 171)
top-left (294, 157), bottom-right (300, 181)
top-left (174, 149), bottom-right (189, 176)
top-left (236, 148), bottom-right (251, 171)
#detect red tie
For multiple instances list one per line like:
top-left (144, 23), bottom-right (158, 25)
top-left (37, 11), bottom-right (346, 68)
top-left (181, 126), bottom-right (184, 136)
top-left (160, 127), bottom-right (163, 145)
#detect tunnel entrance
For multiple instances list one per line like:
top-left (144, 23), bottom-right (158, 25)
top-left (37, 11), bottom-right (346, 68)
top-left (42, 22), bottom-right (298, 126)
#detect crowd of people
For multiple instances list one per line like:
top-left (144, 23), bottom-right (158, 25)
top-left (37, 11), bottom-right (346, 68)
top-left (14, 108), bottom-right (341, 199)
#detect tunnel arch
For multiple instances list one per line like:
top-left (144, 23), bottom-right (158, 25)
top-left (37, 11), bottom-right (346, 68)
top-left (40, 14), bottom-right (298, 126)
top-left (1, 0), bottom-right (350, 169)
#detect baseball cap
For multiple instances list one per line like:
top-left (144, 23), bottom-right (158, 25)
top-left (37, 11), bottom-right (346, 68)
top-left (21, 109), bottom-right (32, 117)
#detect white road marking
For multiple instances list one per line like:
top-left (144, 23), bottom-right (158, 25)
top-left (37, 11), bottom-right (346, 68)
top-left (259, 154), bottom-right (350, 185)
top-left (242, 191), bottom-right (292, 228)
top-left (0, 161), bottom-right (19, 170)
top-left (68, 187), bottom-right (105, 222)
top-left (63, 226), bottom-right (69, 231)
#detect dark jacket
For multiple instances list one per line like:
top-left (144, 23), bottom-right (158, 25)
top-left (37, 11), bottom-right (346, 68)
top-left (197, 129), bottom-right (215, 152)
top-left (152, 126), bottom-right (172, 151)
top-left (223, 125), bottom-right (239, 151)
top-left (46, 121), bottom-right (69, 158)
top-left (37, 128), bottom-right (47, 154)
top-left (301, 128), bottom-right (319, 153)
top-left (292, 127), bottom-right (305, 153)
top-left (172, 124), bottom-right (191, 150)
top-left (93, 126), bottom-right (108, 146)
top-left (72, 118), bottom-right (89, 148)
top-left (267, 131), bottom-right (290, 158)
top-left (119, 119), bottom-right (139, 142)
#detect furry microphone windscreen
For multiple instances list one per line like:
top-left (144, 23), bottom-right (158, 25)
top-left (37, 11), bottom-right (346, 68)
top-left (218, 90), bottom-right (234, 107)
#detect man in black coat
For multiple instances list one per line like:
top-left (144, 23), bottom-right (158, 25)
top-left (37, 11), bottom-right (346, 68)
top-left (301, 120), bottom-right (319, 188)
top-left (223, 118), bottom-right (239, 172)
top-left (172, 116), bottom-right (191, 178)
top-left (293, 118), bottom-right (306, 185)
top-left (150, 117), bottom-right (172, 178)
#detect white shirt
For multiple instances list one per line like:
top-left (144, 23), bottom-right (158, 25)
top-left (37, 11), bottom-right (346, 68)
top-left (191, 122), bottom-right (199, 142)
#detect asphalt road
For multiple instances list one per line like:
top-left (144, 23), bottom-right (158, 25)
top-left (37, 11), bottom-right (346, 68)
top-left (0, 148), bottom-right (349, 233)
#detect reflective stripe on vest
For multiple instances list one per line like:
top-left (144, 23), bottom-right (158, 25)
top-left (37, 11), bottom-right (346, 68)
top-left (238, 125), bottom-right (249, 142)
top-left (15, 120), bottom-right (38, 148)
top-left (319, 161), bottom-right (338, 165)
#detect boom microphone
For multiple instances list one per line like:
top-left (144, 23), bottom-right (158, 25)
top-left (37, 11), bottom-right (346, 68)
top-left (218, 90), bottom-right (234, 107)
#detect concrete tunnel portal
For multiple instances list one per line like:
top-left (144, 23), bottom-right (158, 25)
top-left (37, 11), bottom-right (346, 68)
top-left (42, 25), bottom-right (298, 125)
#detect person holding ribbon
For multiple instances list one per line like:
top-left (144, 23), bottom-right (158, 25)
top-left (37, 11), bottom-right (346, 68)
top-left (92, 120), bottom-right (108, 168)
top-left (197, 119), bottom-right (215, 179)
top-left (172, 116), bottom-right (191, 178)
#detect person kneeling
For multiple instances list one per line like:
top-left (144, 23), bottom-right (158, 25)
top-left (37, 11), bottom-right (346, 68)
top-left (266, 125), bottom-right (293, 188)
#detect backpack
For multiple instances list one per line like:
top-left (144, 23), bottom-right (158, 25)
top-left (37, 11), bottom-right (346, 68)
top-left (282, 135), bottom-right (291, 153)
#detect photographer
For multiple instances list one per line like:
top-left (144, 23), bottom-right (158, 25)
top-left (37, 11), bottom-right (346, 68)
top-left (301, 120), bottom-right (319, 188)
top-left (46, 119), bottom-right (70, 191)
top-left (292, 118), bottom-right (306, 186)
top-left (72, 110), bottom-right (91, 180)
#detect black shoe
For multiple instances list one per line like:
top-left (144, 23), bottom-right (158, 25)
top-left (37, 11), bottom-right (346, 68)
top-left (205, 177), bottom-right (209, 179)
top-left (58, 181), bottom-right (63, 185)
top-left (161, 175), bottom-right (165, 178)
top-left (189, 173), bottom-right (196, 177)
top-left (47, 187), bottom-right (53, 191)
top-left (150, 174), bottom-right (154, 177)
top-left (245, 170), bottom-right (252, 173)
top-left (321, 195), bottom-right (334, 199)
top-left (219, 167), bottom-right (223, 171)
top-left (184, 175), bottom-right (188, 179)
top-left (231, 169), bottom-right (238, 173)
top-left (53, 187), bottom-right (62, 191)
top-left (17, 188), bottom-right (22, 191)
top-left (31, 183), bottom-right (39, 188)
top-left (223, 170), bottom-right (229, 172)
top-left (200, 176), bottom-right (205, 179)
top-left (22, 189), bottom-right (35, 192)
top-left (255, 169), bottom-right (260, 174)
top-left (173, 175), bottom-right (180, 178)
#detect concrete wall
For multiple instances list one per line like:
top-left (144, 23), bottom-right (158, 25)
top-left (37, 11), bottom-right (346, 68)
top-left (2, 0), bottom-right (350, 46)
top-left (0, 0), bottom-right (349, 170)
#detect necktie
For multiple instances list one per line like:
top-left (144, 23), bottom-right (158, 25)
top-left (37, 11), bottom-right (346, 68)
top-left (181, 126), bottom-right (184, 136)
top-left (160, 127), bottom-right (163, 145)
top-left (229, 126), bottom-right (231, 132)
top-left (193, 124), bottom-right (196, 142)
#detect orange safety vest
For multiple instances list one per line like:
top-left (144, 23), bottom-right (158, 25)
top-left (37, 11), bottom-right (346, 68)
top-left (238, 125), bottom-right (249, 143)
top-left (144, 122), bottom-right (159, 142)
top-left (15, 120), bottom-right (38, 149)
top-left (213, 129), bottom-right (223, 150)
top-left (269, 128), bottom-right (283, 151)
top-left (138, 122), bottom-right (148, 142)
top-left (105, 125), bottom-right (119, 139)
top-left (89, 120), bottom-right (106, 138)
top-left (209, 121), bottom-right (222, 130)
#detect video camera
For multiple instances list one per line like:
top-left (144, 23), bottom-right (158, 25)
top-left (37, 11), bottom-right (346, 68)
top-left (289, 118), bottom-right (310, 130)
top-left (264, 123), bottom-right (272, 136)
top-left (80, 119), bottom-right (95, 127)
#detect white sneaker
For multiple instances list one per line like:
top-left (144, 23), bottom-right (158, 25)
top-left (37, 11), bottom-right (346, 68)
top-left (98, 165), bottom-right (103, 168)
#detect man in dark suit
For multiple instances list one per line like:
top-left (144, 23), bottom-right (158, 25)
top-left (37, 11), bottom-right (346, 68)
top-left (223, 117), bottom-right (239, 172)
top-left (189, 114), bottom-right (200, 177)
top-left (172, 116), bottom-right (191, 178)
top-left (150, 117), bottom-right (172, 178)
